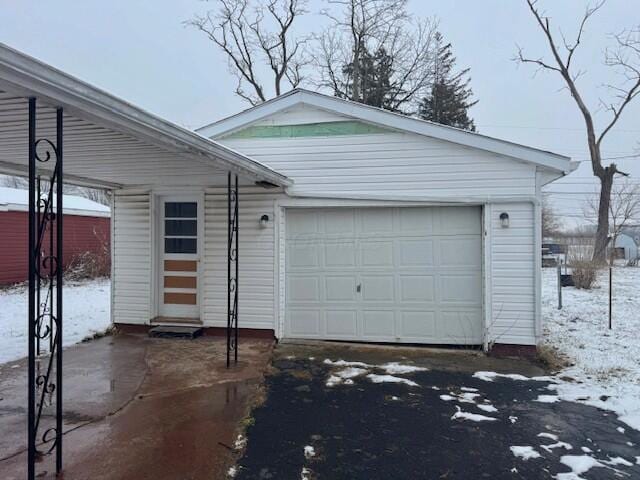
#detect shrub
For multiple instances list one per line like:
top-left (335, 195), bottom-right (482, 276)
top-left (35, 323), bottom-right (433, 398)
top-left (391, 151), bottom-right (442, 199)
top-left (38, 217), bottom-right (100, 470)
top-left (570, 259), bottom-right (598, 290)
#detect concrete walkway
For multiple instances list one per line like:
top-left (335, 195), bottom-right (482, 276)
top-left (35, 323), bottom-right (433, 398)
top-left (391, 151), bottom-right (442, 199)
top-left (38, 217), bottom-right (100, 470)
top-left (0, 333), bottom-right (272, 480)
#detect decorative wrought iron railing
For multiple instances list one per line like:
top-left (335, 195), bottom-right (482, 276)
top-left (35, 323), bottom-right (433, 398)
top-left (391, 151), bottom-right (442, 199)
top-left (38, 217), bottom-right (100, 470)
top-left (28, 98), bottom-right (63, 479)
top-left (227, 172), bottom-right (239, 367)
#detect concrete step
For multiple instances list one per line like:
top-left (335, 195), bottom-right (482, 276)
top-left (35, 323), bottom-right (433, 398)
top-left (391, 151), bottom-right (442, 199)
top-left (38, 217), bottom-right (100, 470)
top-left (148, 325), bottom-right (204, 339)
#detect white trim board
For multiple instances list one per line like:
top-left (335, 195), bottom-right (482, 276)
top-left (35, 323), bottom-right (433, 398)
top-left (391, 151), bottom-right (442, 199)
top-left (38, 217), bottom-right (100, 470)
top-left (198, 89), bottom-right (576, 175)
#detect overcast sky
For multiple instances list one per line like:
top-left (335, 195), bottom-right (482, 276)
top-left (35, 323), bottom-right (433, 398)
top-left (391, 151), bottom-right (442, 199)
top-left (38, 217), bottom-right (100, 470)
top-left (1, 0), bottom-right (638, 225)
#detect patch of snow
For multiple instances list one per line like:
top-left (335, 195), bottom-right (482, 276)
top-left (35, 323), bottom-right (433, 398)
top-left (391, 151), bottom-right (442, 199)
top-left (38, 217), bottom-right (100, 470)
top-left (451, 406), bottom-right (497, 422)
top-left (439, 394), bottom-right (456, 402)
top-left (581, 447), bottom-right (592, 453)
top-left (538, 433), bottom-right (559, 441)
top-left (460, 387), bottom-right (478, 392)
top-left (366, 374), bottom-right (418, 387)
top-left (390, 396), bottom-right (400, 401)
top-left (603, 456), bottom-right (633, 467)
top-left (380, 362), bottom-right (428, 375)
top-left (324, 359), bottom-right (370, 368)
top-left (541, 441), bottom-right (573, 453)
top-left (325, 367), bottom-right (368, 387)
top-left (227, 466), bottom-right (238, 478)
top-left (542, 268), bottom-right (640, 433)
top-left (458, 392), bottom-right (481, 403)
top-left (510, 446), bottom-right (541, 460)
top-left (509, 416), bottom-right (518, 424)
top-left (476, 404), bottom-right (498, 413)
top-left (473, 371), bottom-right (533, 382)
top-left (616, 426), bottom-right (625, 434)
top-left (636, 456), bottom-right (640, 465)
top-left (0, 279), bottom-right (111, 364)
top-left (556, 455), bottom-right (603, 480)
top-left (535, 395), bottom-right (560, 403)
top-left (303, 446), bottom-right (316, 459)
top-left (233, 434), bottom-right (246, 450)
top-left (301, 467), bottom-right (312, 480)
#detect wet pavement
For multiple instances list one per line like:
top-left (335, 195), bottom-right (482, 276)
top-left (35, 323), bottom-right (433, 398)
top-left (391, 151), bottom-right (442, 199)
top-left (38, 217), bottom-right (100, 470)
top-left (234, 343), bottom-right (640, 480)
top-left (0, 333), bottom-right (273, 480)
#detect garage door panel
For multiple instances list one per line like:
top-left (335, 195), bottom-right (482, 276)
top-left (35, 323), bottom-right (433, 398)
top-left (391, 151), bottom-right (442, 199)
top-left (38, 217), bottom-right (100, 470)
top-left (438, 207), bottom-right (482, 233)
top-left (288, 309), bottom-right (321, 336)
top-left (287, 210), bottom-right (318, 238)
top-left (440, 274), bottom-right (482, 304)
top-left (324, 242), bottom-right (356, 267)
top-left (326, 310), bottom-right (358, 336)
top-left (399, 275), bottom-right (435, 301)
top-left (399, 208), bottom-right (434, 233)
top-left (399, 239), bottom-right (434, 266)
top-left (361, 275), bottom-right (395, 301)
top-left (360, 208), bottom-right (394, 234)
top-left (285, 206), bottom-right (483, 345)
top-left (360, 240), bottom-right (394, 266)
top-left (362, 310), bottom-right (395, 337)
top-left (287, 243), bottom-right (319, 269)
top-left (287, 276), bottom-right (321, 302)
top-left (325, 276), bottom-right (358, 301)
top-left (323, 209), bottom-right (356, 234)
top-left (399, 311), bottom-right (437, 339)
top-left (439, 310), bottom-right (483, 341)
top-left (439, 237), bottom-right (482, 267)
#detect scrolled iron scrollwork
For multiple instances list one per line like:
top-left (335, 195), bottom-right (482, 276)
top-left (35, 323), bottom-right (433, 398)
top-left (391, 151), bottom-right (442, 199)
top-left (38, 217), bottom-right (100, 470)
top-left (28, 99), bottom-right (64, 479)
top-left (34, 138), bottom-right (58, 163)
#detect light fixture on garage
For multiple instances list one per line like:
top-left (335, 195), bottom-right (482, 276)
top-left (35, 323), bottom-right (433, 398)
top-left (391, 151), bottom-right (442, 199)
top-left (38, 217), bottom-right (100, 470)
top-left (500, 212), bottom-right (509, 228)
top-left (259, 214), bottom-right (270, 228)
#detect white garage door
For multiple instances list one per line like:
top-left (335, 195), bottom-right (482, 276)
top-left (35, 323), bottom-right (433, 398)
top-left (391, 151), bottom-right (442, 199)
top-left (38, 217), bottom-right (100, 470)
top-left (285, 207), bottom-right (483, 344)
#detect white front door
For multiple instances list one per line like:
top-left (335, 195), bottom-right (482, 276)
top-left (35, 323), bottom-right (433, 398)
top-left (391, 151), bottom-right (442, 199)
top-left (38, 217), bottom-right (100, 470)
top-left (284, 206), bottom-right (483, 344)
top-left (158, 196), bottom-right (201, 319)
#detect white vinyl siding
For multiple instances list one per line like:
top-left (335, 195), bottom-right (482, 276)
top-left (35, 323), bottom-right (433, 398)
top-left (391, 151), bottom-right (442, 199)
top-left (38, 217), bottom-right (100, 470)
top-left (221, 132), bottom-right (537, 198)
top-left (489, 202), bottom-right (536, 345)
top-left (112, 191), bottom-right (152, 324)
top-left (202, 187), bottom-right (282, 329)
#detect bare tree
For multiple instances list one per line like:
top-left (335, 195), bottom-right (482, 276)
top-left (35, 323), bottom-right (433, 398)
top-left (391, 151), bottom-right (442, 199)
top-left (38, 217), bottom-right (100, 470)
top-left (516, 0), bottom-right (640, 263)
top-left (187, 0), bottom-right (310, 105)
top-left (584, 178), bottom-right (640, 263)
top-left (315, 0), bottom-right (438, 113)
top-left (542, 194), bottom-right (562, 238)
top-left (0, 174), bottom-right (28, 189)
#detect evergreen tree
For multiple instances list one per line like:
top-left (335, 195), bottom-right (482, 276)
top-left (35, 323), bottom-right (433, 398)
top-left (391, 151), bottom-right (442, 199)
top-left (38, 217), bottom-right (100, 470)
top-left (340, 47), bottom-right (400, 111)
top-left (419, 32), bottom-right (477, 131)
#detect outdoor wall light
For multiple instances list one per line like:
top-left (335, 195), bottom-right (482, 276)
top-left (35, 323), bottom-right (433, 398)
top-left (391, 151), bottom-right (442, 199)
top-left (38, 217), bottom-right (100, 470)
top-left (259, 214), bottom-right (270, 228)
top-left (500, 212), bottom-right (509, 228)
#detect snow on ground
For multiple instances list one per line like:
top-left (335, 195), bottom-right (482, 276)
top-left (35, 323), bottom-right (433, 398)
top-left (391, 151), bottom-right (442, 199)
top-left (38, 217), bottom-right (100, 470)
top-left (0, 279), bottom-right (111, 364)
top-left (324, 358), bottom-right (425, 387)
top-left (510, 446), bottom-right (541, 460)
top-left (451, 406), bottom-right (497, 422)
top-left (541, 267), bottom-right (640, 431)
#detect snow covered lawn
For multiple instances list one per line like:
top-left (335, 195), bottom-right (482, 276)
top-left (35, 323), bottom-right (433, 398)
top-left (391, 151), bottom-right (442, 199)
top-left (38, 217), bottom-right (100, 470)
top-left (0, 278), bottom-right (111, 364)
top-left (541, 267), bottom-right (640, 431)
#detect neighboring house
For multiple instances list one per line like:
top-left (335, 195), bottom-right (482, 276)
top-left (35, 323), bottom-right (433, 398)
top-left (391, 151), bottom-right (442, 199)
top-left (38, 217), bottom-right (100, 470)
top-left (0, 186), bottom-right (110, 285)
top-left (0, 45), bottom-right (575, 354)
top-left (611, 232), bottom-right (639, 262)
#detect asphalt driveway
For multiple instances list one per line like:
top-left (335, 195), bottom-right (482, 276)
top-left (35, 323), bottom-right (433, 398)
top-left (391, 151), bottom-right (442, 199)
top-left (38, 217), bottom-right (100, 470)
top-left (233, 343), bottom-right (640, 480)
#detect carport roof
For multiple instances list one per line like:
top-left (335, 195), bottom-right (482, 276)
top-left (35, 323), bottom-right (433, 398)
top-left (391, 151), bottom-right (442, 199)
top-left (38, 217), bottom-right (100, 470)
top-left (0, 43), bottom-right (292, 189)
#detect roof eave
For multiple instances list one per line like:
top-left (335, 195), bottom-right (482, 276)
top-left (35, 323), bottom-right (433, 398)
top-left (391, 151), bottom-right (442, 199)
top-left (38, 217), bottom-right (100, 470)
top-left (0, 43), bottom-right (292, 187)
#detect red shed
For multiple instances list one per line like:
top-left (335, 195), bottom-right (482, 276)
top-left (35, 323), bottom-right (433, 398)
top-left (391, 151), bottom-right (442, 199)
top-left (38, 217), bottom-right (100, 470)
top-left (0, 187), bottom-right (110, 285)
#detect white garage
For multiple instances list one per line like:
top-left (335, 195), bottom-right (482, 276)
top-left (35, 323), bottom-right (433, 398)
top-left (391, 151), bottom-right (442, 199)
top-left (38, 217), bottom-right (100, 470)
top-left (285, 206), bottom-right (483, 344)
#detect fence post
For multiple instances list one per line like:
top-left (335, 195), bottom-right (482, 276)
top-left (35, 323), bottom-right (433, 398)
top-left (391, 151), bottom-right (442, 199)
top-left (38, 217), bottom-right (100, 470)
top-left (557, 262), bottom-right (562, 310)
top-left (609, 266), bottom-right (612, 330)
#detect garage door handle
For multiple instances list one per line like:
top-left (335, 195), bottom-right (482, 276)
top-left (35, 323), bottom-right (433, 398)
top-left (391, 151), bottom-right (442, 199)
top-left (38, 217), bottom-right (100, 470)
top-left (356, 284), bottom-right (361, 293)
